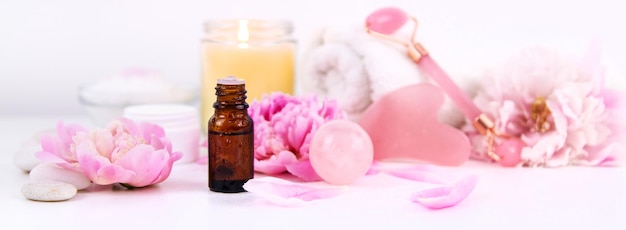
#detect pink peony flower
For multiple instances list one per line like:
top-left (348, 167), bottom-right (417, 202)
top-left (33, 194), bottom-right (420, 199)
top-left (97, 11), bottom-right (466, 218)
top-left (37, 122), bottom-right (89, 171)
top-left (37, 119), bottom-right (182, 188)
top-left (466, 44), bottom-right (626, 167)
top-left (248, 93), bottom-right (346, 181)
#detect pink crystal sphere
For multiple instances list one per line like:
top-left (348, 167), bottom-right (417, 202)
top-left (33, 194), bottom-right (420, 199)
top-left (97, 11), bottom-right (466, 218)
top-left (309, 120), bottom-right (374, 185)
top-left (366, 7), bottom-right (408, 35)
top-left (495, 138), bottom-right (525, 167)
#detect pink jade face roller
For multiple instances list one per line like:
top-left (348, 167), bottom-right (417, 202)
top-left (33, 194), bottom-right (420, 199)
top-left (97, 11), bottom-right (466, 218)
top-left (365, 7), bottom-right (524, 166)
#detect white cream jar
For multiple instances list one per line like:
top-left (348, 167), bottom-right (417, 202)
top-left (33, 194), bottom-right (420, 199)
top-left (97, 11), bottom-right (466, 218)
top-left (123, 104), bottom-right (200, 164)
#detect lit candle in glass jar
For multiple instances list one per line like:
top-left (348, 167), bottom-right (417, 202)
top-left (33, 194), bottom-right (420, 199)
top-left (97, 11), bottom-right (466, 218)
top-left (200, 19), bottom-right (295, 131)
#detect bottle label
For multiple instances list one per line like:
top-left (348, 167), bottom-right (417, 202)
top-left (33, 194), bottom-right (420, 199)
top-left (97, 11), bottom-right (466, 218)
top-left (208, 130), bottom-right (254, 184)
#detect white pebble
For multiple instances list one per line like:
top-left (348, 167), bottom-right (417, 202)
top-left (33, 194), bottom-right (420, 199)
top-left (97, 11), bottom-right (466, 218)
top-left (12, 131), bottom-right (52, 172)
top-left (30, 162), bottom-right (92, 190)
top-left (21, 181), bottom-right (77, 202)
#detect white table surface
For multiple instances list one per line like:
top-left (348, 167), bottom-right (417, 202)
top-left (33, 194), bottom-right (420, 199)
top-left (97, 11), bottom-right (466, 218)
top-left (2, 115), bottom-right (625, 230)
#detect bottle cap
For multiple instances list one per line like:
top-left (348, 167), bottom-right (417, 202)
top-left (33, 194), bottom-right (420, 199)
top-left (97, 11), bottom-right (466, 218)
top-left (217, 76), bottom-right (245, 85)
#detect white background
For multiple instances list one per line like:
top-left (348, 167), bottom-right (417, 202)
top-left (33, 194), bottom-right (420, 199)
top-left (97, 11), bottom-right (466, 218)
top-left (2, 2), bottom-right (626, 228)
top-left (1, 0), bottom-right (625, 115)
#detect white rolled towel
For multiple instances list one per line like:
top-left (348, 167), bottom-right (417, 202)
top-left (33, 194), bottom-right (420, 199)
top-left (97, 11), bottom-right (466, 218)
top-left (298, 23), bottom-right (469, 126)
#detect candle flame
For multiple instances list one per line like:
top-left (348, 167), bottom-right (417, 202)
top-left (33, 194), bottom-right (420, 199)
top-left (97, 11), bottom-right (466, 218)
top-left (238, 20), bottom-right (249, 48)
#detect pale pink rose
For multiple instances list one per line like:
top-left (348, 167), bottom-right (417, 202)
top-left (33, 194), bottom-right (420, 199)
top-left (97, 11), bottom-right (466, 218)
top-left (37, 119), bottom-right (182, 188)
top-left (248, 93), bottom-right (345, 181)
top-left (466, 44), bottom-right (626, 167)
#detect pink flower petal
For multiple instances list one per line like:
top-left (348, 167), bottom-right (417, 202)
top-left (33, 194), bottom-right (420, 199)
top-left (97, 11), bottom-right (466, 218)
top-left (579, 142), bottom-right (619, 166)
top-left (383, 165), bottom-right (455, 184)
top-left (119, 118), bottom-right (166, 145)
top-left (602, 89), bottom-right (626, 108)
top-left (365, 162), bottom-right (383, 175)
top-left (254, 150), bottom-right (296, 175)
top-left (39, 135), bottom-right (63, 157)
top-left (243, 177), bottom-right (346, 206)
top-left (92, 129), bottom-right (115, 159)
top-left (297, 131), bottom-right (315, 157)
top-left (254, 156), bottom-right (287, 175)
top-left (76, 142), bottom-right (135, 185)
top-left (150, 136), bottom-right (172, 152)
top-left (76, 142), bottom-right (107, 176)
top-left (40, 129), bottom-right (77, 163)
top-left (151, 151), bottom-right (183, 185)
top-left (57, 162), bottom-right (83, 172)
top-left (287, 116), bottom-right (308, 150)
top-left (95, 164), bottom-right (136, 185)
top-left (35, 151), bottom-right (67, 164)
top-left (114, 145), bottom-right (169, 187)
top-left (36, 151), bottom-right (83, 172)
top-left (410, 174), bottom-right (479, 209)
top-left (56, 122), bottom-right (87, 146)
top-left (276, 150), bottom-right (298, 164)
top-left (283, 159), bottom-right (322, 182)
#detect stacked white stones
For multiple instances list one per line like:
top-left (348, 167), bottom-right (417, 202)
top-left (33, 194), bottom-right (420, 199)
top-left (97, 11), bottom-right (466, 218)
top-left (14, 131), bottom-right (91, 202)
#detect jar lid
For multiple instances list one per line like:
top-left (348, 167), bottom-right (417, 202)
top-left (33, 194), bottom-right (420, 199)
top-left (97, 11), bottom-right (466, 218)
top-left (203, 19), bottom-right (293, 43)
top-left (123, 104), bottom-right (198, 124)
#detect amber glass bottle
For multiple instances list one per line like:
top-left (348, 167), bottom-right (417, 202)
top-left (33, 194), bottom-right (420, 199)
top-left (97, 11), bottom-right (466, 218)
top-left (208, 76), bottom-right (254, 193)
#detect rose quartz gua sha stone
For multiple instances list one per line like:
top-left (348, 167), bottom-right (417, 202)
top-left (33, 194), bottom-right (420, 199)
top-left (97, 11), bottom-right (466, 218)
top-left (309, 120), bottom-right (374, 185)
top-left (358, 83), bottom-right (470, 166)
top-left (365, 7), bottom-right (525, 166)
